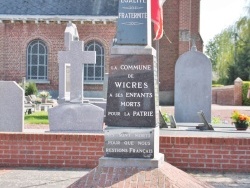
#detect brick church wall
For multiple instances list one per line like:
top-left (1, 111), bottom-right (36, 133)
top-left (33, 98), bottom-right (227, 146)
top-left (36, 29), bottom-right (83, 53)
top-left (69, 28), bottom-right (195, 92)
top-left (159, 0), bottom-right (203, 104)
top-left (0, 21), bottom-right (116, 93)
top-left (0, 23), bottom-right (4, 80)
top-left (1, 21), bottom-right (66, 91)
top-left (159, 0), bottom-right (180, 92)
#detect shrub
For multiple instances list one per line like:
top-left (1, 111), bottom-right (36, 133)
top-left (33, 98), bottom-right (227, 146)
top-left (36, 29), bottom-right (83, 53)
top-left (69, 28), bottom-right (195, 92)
top-left (212, 84), bottom-right (224, 87)
top-left (212, 117), bottom-right (222, 124)
top-left (25, 82), bottom-right (38, 96)
top-left (39, 90), bottom-right (50, 98)
top-left (162, 112), bottom-right (170, 123)
top-left (242, 82), bottom-right (250, 106)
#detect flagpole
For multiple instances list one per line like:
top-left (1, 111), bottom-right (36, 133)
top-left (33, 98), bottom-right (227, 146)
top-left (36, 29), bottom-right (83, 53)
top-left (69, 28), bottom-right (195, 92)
top-left (156, 40), bottom-right (160, 99)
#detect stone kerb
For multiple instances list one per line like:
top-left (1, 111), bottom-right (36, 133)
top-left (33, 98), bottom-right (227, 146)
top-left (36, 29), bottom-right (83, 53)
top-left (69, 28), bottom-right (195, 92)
top-left (0, 81), bottom-right (24, 132)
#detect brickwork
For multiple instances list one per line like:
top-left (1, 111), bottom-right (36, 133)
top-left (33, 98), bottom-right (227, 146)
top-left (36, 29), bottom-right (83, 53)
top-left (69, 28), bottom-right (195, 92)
top-left (0, 23), bottom-right (4, 80)
top-left (191, 0), bottom-right (200, 34)
top-left (159, 0), bottom-right (203, 93)
top-left (0, 133), bottom-right (104, 168)
top-left (178, 0), bottom-right (202, 55)
top-left (0, 21), bottom-right (116, 92)
top-left (212, 86), bottom-right (234, 105)
top-left (159, 0), bottom-right (180, 91)
top-left (160, 136), bottom-right (250, 172)
top-left (0, 133), bottom-right (249, 172)
top-left (178, 0), bottom-right (191, 56)
top-left (68, 162), bottom-right (212, 188)
top-left (212, 78), bottom-right (243, 105)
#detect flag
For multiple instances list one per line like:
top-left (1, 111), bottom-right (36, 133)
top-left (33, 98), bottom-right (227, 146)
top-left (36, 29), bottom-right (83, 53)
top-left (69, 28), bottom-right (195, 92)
top-left (151, 0), bottom-right (165, 40)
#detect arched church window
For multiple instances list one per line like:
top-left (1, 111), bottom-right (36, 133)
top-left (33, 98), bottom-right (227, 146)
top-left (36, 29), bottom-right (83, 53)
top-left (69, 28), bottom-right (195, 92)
top-left (27, 39), bottom-right (48, 81)
top-left (84, 41), bottom-right (104, 82)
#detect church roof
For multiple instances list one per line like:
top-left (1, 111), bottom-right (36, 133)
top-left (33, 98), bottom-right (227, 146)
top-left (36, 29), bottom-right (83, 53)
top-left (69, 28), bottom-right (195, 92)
top-left (0, 0), bottom-right (118, 16)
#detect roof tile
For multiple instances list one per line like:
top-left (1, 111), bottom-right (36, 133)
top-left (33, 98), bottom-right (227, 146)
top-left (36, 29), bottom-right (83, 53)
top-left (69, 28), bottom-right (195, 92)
top-left (0, 0), bottom-right (119, 16)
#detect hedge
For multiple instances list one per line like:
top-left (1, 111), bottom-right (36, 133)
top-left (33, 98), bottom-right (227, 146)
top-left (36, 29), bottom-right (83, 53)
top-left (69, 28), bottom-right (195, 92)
top-left (242, 81), bottom-right (250, 106)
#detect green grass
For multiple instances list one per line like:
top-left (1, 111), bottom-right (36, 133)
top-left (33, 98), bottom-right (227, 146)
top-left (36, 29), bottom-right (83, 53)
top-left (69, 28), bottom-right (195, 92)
top-left (24, 111), bottom-right (49, 124)
top-left (211, 117), bottom-right (222, 124)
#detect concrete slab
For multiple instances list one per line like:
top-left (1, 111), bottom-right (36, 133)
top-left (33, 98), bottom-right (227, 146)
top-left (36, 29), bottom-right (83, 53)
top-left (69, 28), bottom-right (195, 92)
top-left (160, 124), bottom-right (250, 138)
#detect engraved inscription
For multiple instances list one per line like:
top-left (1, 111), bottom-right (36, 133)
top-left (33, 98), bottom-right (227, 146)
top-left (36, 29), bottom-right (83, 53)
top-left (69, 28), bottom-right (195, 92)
top-left (104, 128), bottom-right (154, 158)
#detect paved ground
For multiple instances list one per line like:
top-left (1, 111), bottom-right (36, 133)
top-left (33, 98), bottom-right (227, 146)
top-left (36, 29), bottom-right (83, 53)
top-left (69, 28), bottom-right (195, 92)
top-left (190, 171), bottom-right (250, 188)
top-left (0, 167), bottom-right (89, 188)
top-left (160, 104), bottom-right (250, 124)
top-left (0, 167), bottom-right (249, 188)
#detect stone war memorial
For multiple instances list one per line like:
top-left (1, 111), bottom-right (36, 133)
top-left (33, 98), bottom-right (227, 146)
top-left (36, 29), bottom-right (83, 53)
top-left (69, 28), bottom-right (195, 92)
top-left (69, 1), bottom-right (212, 187)
top-left (103, 0), bottom-right (161, 163)
top-left (48, 23), bottom-right (104, 132)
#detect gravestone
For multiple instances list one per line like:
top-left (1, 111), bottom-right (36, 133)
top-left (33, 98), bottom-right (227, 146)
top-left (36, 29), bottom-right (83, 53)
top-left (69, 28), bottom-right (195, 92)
top-left (48, 23), bottom-right (104, 132)
top-left (0, 81), bottom-right (24, 132)
top-left (174, 43), bottom-right (212, 123)
top-left (99, 0), bottom-right (164, 168)
top-left (49, 103), bottom-right (104, 132)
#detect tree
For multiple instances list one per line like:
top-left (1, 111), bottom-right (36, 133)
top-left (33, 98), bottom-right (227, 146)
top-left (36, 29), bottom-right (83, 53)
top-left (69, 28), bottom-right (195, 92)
top-left (205, 37), bottom-right (219, 70)
top-left (205, 16), bottom-right (250, 84)
top-left (228, 17), bottom-right (250, 83)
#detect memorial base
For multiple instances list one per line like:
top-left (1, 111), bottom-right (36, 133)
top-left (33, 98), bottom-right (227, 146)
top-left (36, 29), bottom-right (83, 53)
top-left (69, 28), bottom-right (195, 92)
top-left (48, 103), bottom-right (104, 132)
top-left (99, 153), bottom-right (164, 168)
top-left (68, 161), bottom-right (213, 188)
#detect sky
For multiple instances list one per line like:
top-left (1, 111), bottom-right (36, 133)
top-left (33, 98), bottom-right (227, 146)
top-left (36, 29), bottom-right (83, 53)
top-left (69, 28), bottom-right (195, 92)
top-left (200, 0), bottom-right (249, 47)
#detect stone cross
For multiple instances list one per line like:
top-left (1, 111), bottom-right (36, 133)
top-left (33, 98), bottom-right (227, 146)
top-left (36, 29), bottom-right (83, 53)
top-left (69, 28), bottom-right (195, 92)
top-left (190, 34), bottom-right (200, 51)
top-left (58, 23), bottom-right (96, 103)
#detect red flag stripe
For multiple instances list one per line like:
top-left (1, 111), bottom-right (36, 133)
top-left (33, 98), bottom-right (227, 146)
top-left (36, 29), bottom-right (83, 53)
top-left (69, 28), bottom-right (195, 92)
top-left (151, 0), bottom-right (164, 40)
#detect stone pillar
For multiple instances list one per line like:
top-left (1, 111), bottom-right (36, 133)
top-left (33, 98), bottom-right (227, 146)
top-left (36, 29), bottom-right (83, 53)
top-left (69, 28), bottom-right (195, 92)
top-left (234, 77), bottom-right (243, 105)
top-left (103, 73), bottom-right (109, 99)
